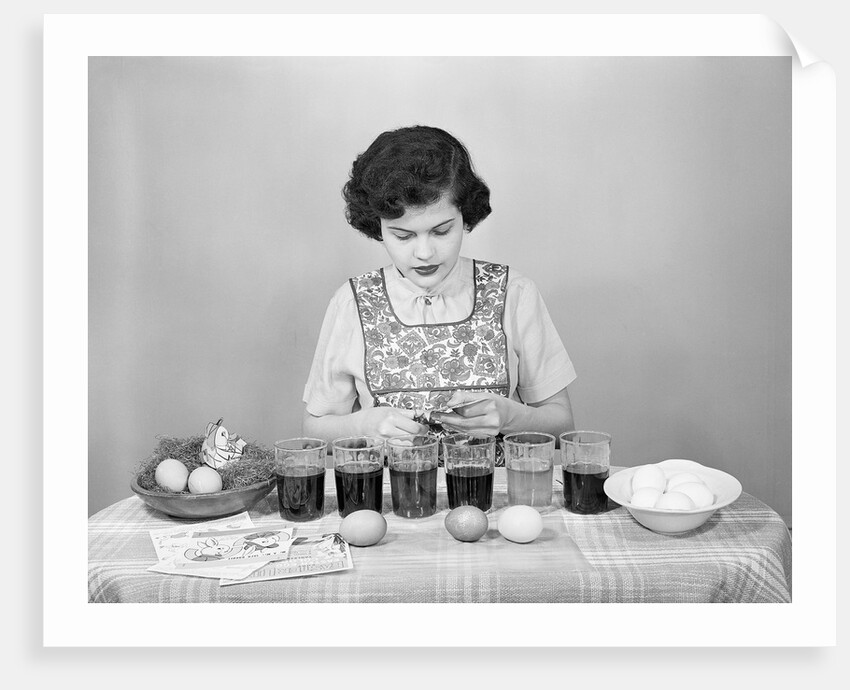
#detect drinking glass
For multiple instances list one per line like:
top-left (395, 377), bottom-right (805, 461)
top-left (386, 434), bottom-right (440, 518)
top-left (331, 436), bottom-right (385, 517)
top-left (504, 432), bottom-right (555, 508)
top-left (442, 433), bottom-right (496, 511)
top-left (274, 438), bottom-right (328, 521)
top-left (560, 430), bottom-right (611, 515)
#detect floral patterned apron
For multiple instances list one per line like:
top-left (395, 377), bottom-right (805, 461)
top-left (350, 260), bottom-right (510, 464)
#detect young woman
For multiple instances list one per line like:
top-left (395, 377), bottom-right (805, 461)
top-left (302, 125), bottom-right (576, 459)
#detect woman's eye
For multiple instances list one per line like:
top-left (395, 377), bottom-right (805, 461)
top-left (395, 234), bottom-right (413, 242)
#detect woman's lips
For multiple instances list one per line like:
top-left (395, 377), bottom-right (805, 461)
top-left (413, 265), bottom-right (439, 275)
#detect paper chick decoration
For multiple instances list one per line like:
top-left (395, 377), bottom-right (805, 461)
top-left (201, 418), bottom-right (248, 470)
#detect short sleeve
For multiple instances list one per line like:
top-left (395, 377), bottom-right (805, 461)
top-left (504, 273), bottom-right (577, 404)
top-left (302, 285), bottom-right (362, 416)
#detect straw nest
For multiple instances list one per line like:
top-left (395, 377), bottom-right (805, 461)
top-left (135, 435), bottom-right (275, 493)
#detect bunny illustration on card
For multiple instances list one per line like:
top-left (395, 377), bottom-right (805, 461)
top-left (183, 537), bottom-right (235, 562)
top-left (175, 525), bottom-right (294, 568)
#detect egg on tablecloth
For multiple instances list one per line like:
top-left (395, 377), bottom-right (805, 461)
top-left (445, 506), bottom-right (489, 542)
top-left (498, 505), bottom-right (543, 543)
top-left (339, 510), bottom-right (387, 547)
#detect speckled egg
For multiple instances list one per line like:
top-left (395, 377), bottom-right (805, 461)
top-left (445, 506), bottom-right (489, 542)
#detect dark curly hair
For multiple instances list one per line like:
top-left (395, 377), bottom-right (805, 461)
top-left (342, 125), bottom-right (492, 241)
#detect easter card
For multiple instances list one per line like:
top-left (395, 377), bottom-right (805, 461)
top-left (172, 524), bottom-right (295, 569)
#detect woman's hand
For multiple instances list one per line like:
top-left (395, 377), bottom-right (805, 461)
top-left (431, 391), bottom-right (512, 437)
top-left (431, 387), bottom-right (575, 440)
top-left (355, 406), bottom-right (430, 439)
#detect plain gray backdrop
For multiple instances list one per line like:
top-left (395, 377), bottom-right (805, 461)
top-left (88, 56), bottom-right (791, 523)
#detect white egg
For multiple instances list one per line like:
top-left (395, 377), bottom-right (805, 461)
top-left (154, 458), bottom-right (189, 492)
top-left (187, 466), bottom-right (223, 494)
top-left (665, 472), bottom-right (704, 492)
top-left (674, 481), bottom-right (715, 509)
top-left (630, 486), bottom-right (663, 508)
top-left (631, 465), bottom-right (666, 493)
top-left (655, 491), bottom-right (697, 511)
top-left (498, 505), bottom-right (544, 543)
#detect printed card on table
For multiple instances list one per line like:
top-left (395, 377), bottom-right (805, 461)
top-left (220, 533), bottom-right (353, 586)
top-left (147, 512), bottom-right (262, 580)
top-left (172, 523), bottom-right (295, 568)
top-left (148, 512), bottom-right (255, 562)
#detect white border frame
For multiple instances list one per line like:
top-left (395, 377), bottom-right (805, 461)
top-left (44, 14), bottom-right (835, 647)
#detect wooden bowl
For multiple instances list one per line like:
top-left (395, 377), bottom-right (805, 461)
top-left (130, 475), bottom-right (275, 519)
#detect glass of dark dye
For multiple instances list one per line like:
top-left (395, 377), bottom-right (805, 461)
top-left (559, 430), bottom-right (612, 515)
top-left (386, 434), bottom-right (440, 518)
top-left (331, 436), bottom-right (385, 517)
top-left (442, 433), bottom-right (496, 512)
top-left (274, 438), bottom-right (328, 521)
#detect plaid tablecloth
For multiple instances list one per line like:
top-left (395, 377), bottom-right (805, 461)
top-left (88, 468), bottom-right (792, 603)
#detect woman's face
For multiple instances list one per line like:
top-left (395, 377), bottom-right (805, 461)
top-left (379, 193), bottom-right (465, 291)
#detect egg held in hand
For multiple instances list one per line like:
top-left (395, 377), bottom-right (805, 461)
top-left (339, 510), bottom-right (387, 546)
top-left (154, 458), bottom-right (190, 492)
top-left (498, 505), bottom-right (544, 543)
top-left (188, 465), bottom-right (223, 494)
top-left (445, 506), bottom-right (489, 542)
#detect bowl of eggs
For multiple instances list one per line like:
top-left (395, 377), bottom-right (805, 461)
top-left (603, 459), bottom-right (742, 535)
top-left (131, 472), bottom-right (275, 520)
top-left (131, 436), bottom-right (276, 519)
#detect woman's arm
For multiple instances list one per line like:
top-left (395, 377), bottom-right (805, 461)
top-left (432, 386), bottom-right (575, 440)
top-left (302, 405), bottom-right (429, 445)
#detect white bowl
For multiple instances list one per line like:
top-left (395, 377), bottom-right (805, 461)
top-left (604, 459), bottom-right (742, 535)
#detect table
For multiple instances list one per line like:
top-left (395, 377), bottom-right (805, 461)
top-left (88, 468), bottom-right (792, 603)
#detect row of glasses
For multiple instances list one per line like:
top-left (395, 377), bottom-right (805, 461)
top-left (273, 430), bottom-right (612, 522)
top-left (502, 431), bottom-right (612, 514)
